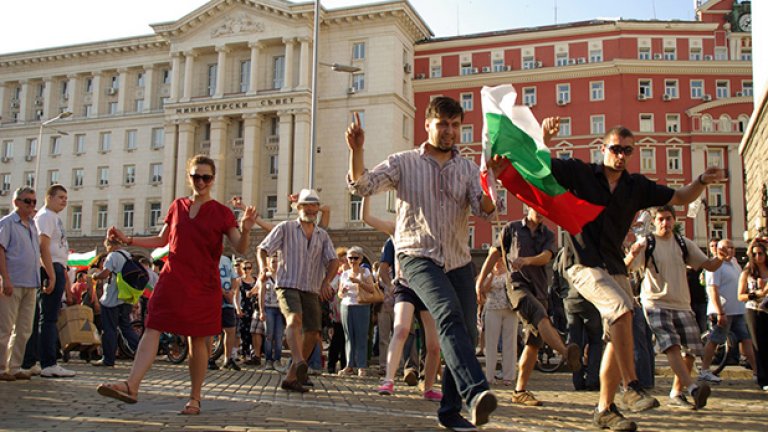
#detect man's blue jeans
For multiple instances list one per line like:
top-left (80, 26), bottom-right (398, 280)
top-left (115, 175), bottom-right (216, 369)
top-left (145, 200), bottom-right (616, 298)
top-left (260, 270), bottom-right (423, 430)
top-left (565, 297), bottom-right (603, 390)
top-left (40, 263), bottom-right (67, 368)
top-left (399, 255), bottom-right (488, 418)
top-left (633, 305), bottom-right (655, 389)
top-left (264, 306), bottom-right (285, 362)
top-left (100, 303), bottom-right (140, 365)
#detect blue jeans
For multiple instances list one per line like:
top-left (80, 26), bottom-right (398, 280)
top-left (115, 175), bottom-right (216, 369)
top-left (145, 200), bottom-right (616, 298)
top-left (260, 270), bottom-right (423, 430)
top-left (264, 306), bottom-right (285, 362)
top-left (399, 255), bottom-right (488, 419)
top-left (633, 305), bottom-right (655, 389)
top-left (100, 303), bottom-right (139, 365)
top-left (40, 263), bottom-right (67, 368)
top-left (342, 303), bottom-right (370, 368)
top-left (308, 340), bottom-right (323, 369)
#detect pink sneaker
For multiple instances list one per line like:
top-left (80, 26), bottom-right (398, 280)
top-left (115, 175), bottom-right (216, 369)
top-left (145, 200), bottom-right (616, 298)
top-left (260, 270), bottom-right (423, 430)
top-left (377, 380), bottom-right (394, 395)
top-left (423, 388), bottom-right (443, 402)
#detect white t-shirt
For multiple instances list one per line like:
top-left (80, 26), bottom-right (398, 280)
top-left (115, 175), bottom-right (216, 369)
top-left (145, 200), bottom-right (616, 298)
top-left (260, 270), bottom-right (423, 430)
top-left (340, 267), bottom-right (372, 306)
top-left (705, 260), bottom-right (745, 316)
top-left (34, 206), bottom-right (69, 265)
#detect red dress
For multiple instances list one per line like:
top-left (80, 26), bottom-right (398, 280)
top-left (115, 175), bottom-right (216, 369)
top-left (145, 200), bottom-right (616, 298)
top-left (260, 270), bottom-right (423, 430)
top-left (145, 198), bottom-right (237, 337)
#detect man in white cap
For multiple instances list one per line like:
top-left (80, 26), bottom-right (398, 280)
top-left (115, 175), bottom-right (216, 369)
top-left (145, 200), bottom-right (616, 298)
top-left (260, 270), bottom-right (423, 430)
top-left (257, 189), bottom-right (339, 392)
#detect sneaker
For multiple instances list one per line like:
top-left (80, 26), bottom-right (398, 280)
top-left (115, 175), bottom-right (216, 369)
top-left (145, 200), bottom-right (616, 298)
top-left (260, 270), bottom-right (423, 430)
top-left (469, 390), bottom-right (497, 427)
top-left (565, 343), bottom-right (583, 372)
top-left (377, 380), bottom-right (394, 395)
top-left (13, 371), bottom-right (32, 380)
top-left (40, 365), bottom-right (76, 378)
top-left (438, 413), bottom-right (478, 432)
top-left (621, 382), bottom-right (659, 412)
top-left (208, 359), bottom-right (219, 371)
top-left (697, 369), bottom-right (722, 383)
top-left (423, 388), bottom-right (443, 402)
top-left (264, 360), bottom-right (274, 371)
top-left (511, 390), bottom-right (543, 406)
top-left (762, 385), bottom-right (768, 391)
top-left (21, 365), bottom-right (41, 376)
top-left (91, 359), bottom-right (115, 367)
top-left (308, 367), bottom-right (322, 376)
top-left (667, 394), bottom-right (694, 410)
top-left (224, 359), bottom-right (241, 371)
top-left (690, 383), bottom-right (711, 410)
top-left (593, 403), bottom-right (637, 431)
top-left (0, 372), bottom-right (17, 381)
top-left (403, 368), bottom-right (418, 386)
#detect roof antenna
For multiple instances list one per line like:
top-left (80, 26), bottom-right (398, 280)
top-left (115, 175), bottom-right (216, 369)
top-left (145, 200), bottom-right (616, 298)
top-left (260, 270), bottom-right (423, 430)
top-left (554, 0), bottom-right (558, 24)
top-left (651, 0), bottom-right (657, 19)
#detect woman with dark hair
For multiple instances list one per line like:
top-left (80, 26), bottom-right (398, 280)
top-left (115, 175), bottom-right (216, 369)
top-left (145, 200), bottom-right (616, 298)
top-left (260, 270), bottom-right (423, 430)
top-left (97, 154), bottom-right (256, 414)
top-left (738, 239), bottom-right (768, 391)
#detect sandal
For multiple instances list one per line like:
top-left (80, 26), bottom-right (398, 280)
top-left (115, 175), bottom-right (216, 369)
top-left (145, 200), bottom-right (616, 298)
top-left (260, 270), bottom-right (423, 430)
top-left (97, 381), bottom-right (138, 404)
top-left (179, 398), bottom-right (201, 415)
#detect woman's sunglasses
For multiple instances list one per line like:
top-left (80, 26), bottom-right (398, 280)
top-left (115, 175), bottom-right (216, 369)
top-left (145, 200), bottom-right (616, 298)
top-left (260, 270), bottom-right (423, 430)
top-left (189, 174), bottom-right (214, 184)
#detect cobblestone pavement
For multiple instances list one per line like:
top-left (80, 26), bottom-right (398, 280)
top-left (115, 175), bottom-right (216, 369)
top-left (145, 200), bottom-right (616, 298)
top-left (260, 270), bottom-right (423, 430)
top-left (0, 358), bottom-right (765, 431)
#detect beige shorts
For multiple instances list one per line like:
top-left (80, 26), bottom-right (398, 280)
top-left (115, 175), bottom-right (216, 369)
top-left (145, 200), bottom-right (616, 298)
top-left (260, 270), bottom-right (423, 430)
top-left (565, 264), bottom-right (633, 341)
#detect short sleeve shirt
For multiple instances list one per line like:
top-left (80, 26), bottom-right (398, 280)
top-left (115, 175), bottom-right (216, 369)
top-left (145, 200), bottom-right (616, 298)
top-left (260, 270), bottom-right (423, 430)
top-left (99, 249), bottom-right (128, 308)
top-left (0, 212), bottom-right (41, 287)
top-left (705, 260), bottom-right (745, 316)
top-left (34, 207), bottom-right (69, 265)
top-left (500, 219), bottom-right (556, 301)
top-left (551, 159), bottom-right (674, 275)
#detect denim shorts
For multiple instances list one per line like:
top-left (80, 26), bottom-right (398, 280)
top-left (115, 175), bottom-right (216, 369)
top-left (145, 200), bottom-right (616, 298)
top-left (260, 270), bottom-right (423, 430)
top-left (708, 314), bottom-right (751, 344)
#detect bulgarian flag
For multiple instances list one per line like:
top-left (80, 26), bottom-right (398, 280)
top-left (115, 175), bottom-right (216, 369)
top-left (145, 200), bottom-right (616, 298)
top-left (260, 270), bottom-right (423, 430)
top-left (480, 84), bottom-right (604, 234)
top-left (151, 244), bottom-right (170, 262)
top-left (67, 249), bottom-right (97, 270)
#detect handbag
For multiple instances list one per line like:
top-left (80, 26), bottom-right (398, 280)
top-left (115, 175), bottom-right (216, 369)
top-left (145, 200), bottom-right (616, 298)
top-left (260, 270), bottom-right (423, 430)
top-left (357, 273), bottom-right (384, 304)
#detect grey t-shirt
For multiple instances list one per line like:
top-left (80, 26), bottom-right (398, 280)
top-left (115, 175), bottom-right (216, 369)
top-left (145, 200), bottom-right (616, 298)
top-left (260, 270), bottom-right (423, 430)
top-left (99, 249), bottom-right (128, 308)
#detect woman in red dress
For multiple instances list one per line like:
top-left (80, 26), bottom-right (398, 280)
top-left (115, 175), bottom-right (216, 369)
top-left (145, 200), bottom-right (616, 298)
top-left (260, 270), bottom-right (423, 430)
top-left (97, 155), bottom-right (256, 415)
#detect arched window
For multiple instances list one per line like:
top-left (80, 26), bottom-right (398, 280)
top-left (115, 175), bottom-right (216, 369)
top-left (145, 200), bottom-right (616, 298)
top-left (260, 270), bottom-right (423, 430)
top-left (701, 114), bottom-right (713, 132)
top-left (718, 114), bottom-right (732, 132)
top-left (738, 114), bottom-right (750, 132)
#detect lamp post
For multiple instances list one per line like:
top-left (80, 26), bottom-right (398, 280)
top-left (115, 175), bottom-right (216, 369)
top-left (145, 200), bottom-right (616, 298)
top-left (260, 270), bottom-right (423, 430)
top-left (35, 111), bottom-right (72, 188)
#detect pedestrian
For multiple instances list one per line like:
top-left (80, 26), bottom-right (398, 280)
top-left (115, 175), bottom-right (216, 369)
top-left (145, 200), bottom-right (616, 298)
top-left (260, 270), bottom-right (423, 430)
top-left (327, 248), bottom-right (349, 374)
top-left (738, 239), bottom-right (768, 391)
top-left (337, 246), bottom-right (375, 376)
top-left (348, 97), bottom-right (503, 430)
top-left (210, 255), bottom-right (242, 371)
top-left (97, 154), bottom-right (257, 415)
top-left (258, 254), bottom-right (284, 370)
top-left (0, 187), bottom-right (41, 382)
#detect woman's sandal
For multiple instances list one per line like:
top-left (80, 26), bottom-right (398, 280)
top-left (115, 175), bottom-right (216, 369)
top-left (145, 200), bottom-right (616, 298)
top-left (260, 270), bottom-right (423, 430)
top-left (179, 398), bottom-right (201, 415)
top-left (97, 381), bottom-right (138, 404)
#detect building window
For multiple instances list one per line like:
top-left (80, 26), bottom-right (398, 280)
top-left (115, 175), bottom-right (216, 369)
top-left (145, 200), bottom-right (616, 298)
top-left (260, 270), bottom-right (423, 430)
top-left (352, 42), bottom-right (366, 60)
top-left (590, 115), bottom-right (605, 135)
top-left (2, 141), bottom-right (13, 159)
top-left (207, 64), bottom-right (217, 96)
top-left (136, 72), bottom-right (144, 88)
top-left (742, 81), bottom-right (753, 97)
top-left (460, 62), bottom-right (473, 75)
top-left (591, 148), bottom-right (603, 163)
top-left (590, 81), bottom-right (604, 101)
top-left (706, 148), bottom-right (723, 168)
top-left (24, 172), bottom-right (34, 188)
top-left (84, 104), bottom-right (92, 118)
top-left (110, 76), bottom-right (119, 90)
top-left (123, 203), bottom-right (134, 229)
top-left (235, 157), bottom-right (242, 177)
top-left (555, 52), bottom-right (569, 67)
top-left (349, 194), bottom-right (362, 221)
top-left (701, 115), bottom-right (713, 132)
top-left (97, 205), bottom-right (108, 230)
top-left (49, 136), bottom-right (61, 156)
top-left (558, 118), bottom-right (571, 136)
top-left (522, 56), bottom-right (535, 70)
top-left (108, 102), bottom-right (118, 115)
top-left (151, 128), bottom-right (164, 149)
top-left (639, 113), bottom-right (654, 132)
top-left (150, 163), bottom-right (162, 184)
top-left (690, 80), bottom-right (704, 99)
top-left (72, 168), bottom-right (84, 187)
top-left (134, 99), bottom-right (144, 112)
top-left (740, 49), bottom-right (751, 61)
top-left (523, 87), bottom-right (536, 106)
top-left (162, 69), bottom-right (171, 84)
top-left (708, 185), bottom-right (725, 207)
top-left (667, 148), bottom-right (682, 173)
top-left (718, 114), bottom-right (732, 133)
top-left (689, 47), bottom-right (702, 61)
top-left (664, 80), bottom-right (678, 98)
top-left (663, 47), bottom-right (676, 60)
top-left (715, 80), bottom-right (729, 99)
top-left (709, 222), bottom-right (726, 241)
top-left (124, 165), bottom-right (136, 185)
top-left (558, 150), bottom-right (573, 160)
top-left (666, 114), bottom-right (680, 133)
top-left (85, 78), bottom-right (93, 93)
top-left (430, 65), bottom-right (442, 78)
top-left (239, 60), bottom-right (250, 93)
top-left (589, 49), bottom-right (603, 63)
top-left (492, 58), bottom-right (505, 72)
top-left (268, 154), bottom-right (279, 176)
top-left (125, 130), bottom-right (137, 151)
top-left (461, 125), bottom-right (473, 143)
top-left (98, 167), bottom-right (109, 186)
top-left (460, 93), bottom-right (473, 111)
top-left (714, 47), bottom-right (727, 61)
top-left (60, 81), bottom-right (68, 99)
top-left (48, 170), bottom-right (59, 186)
top-left (99, 132), bottom-right (111, 152)
top-left (266, 195), bottom-right (277, 219)
top-left (272, 56), bottom-right (285, 89)
top-left (149, 202), bottom-right (162, 227)
top-left (24, 139), bottom-right (37, 159)
top-left (557, 84), bottom-right (570, 104)
top-left (639, 79), bottom-right (652, 98)
top-left (640, 148), bottom-right (655, 172)
top-left (638, 46), bottom-right (651, 60)
top-left (73, 134), bottom-right (85, 154)
top-left (468, 226), bottom-right (475, 249)
top-left (71, 206), bottom-right (82, 231)
top-left (1, 174), bottom-right (10, 192)
top-left (352, 73), bottom-right (365, 92)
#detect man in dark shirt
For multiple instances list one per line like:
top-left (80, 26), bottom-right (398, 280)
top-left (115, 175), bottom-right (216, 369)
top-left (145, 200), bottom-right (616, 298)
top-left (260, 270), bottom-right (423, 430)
top-left (542, 117), bottom-right (725, 431)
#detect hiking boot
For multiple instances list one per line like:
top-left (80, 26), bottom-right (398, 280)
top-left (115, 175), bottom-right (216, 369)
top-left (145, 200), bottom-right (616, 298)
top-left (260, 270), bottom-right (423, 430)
top-left (511, 390), bottom-right (543, 406)
top-left (469, 390), bottom-right (497, 426)
top-left (621, 382), bottom-right (659, 412)
top-left (667, 395), bottom-right (694, 410)
top-left (565, 343), bottom-right (583, 372)
top-left (377, 380), bottom-right (394, 395)
top-left (403, 368), bottom-right (418, 386)
top-left (697, 369), bottom-right (722, 384)
top-left (593, 404), bottom-right (637, 431)
top-left (690, 383), bottom-right (711, 410)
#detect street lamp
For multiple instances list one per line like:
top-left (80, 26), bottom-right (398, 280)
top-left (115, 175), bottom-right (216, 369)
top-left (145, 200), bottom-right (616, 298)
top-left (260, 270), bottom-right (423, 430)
top-left (35, 111), bottom-right (72, 188)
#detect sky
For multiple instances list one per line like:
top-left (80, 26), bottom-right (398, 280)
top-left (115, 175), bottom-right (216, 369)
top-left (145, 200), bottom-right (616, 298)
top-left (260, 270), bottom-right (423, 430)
top-left (0, 0), bottom-right (697, 55)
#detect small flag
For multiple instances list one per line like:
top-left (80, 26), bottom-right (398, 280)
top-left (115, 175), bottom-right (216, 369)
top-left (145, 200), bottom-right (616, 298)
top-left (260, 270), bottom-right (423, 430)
top-left (67, 249), bottom-right (97, 269)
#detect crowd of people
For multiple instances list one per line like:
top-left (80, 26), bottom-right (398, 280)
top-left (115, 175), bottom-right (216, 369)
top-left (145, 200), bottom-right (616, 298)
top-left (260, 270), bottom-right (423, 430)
top-left (1, 96), bottom-right (767, 432)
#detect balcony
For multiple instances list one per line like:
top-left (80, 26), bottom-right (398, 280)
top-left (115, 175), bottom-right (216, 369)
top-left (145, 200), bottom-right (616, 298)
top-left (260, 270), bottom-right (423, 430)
top-left (708, 205), bottom-right (730, 217)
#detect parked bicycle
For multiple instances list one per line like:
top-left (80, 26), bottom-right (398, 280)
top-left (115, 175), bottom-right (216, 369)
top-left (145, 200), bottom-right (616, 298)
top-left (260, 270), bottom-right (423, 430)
top-left (116, 319), bottom-right (189, 364)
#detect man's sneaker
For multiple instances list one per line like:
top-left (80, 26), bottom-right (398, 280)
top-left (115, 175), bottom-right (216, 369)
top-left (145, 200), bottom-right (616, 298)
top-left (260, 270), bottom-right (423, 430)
top-left (423, 388), bottom-right (443, 402)
top-left (697, 369), bottom-right (722, 383)
top-left (593, 404), bottom-right (637, 431)
top-left (403, 368), bottom-right (418, 386)
top-left (690, 383), bottom-right (711, 410)
top-left (438, 413), bottom-right (477, 432)
top-left (21, 365), bottom-right (41, 376)
top-left (511, 390), bottom-right (543, 406)
top-left (621, 382), bottom-right (659, 412)
top-left (377, 380), bottom-right (394, 395)
top-left (264, 360), bottom-right (274, 370)
top-left (208, 359), bottom-right (219, 370)
top-left (40, 365), bottom-right (76, 378)
top-left (469, 390), bottom-right (497, 427)
top-left (667, 394), bottom-right (694, 410)
top-left (565, 343), bottom-right (583, 372)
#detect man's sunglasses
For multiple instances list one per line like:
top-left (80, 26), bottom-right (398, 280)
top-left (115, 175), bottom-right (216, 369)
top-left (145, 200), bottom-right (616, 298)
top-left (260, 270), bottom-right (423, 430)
top-left (17, 198), bottom-right (37, 205)
top-left (607, 145), bottom-right (633, 156)
top-left (189, 174), bottom-right (214, 183)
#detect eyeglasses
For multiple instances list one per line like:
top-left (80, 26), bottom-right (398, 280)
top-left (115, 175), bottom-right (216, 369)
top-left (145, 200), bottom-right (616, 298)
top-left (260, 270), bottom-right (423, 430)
top-left (347, 256), bottom-right (360, 261)
top-left (16, 198), bottom-right (37, 205)
top-left (243, 265), bottom-right (253, 270)
top-left (189, 174), bottom-right (214, 184)
top-left (607, 145), bottom-right (634, 156)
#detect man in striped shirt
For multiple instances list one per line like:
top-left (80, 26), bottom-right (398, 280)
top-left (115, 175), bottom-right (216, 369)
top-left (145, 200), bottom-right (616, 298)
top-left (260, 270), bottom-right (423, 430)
top-left (257, 189), bottom-right (339, 393)
top-left (347, 97), bottom-right (504, 432)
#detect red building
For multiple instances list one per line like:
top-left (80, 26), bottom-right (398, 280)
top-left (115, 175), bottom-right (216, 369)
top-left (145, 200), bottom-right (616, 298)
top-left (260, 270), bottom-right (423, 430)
top-left (412, 0), bottom-right (753, 250)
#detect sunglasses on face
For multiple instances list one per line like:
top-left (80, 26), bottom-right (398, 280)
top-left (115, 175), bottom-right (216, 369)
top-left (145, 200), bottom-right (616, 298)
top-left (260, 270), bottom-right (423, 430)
top-left (607, 145), bottom-right (634, 156)
top-left (17, 198), bottom-right (37, 205)
top-left (347, 256), bottom-right (360, 261)
top-left (243, 265), bottom-right (253, 269)
top-left (189, 174), bottom-right (214, 184)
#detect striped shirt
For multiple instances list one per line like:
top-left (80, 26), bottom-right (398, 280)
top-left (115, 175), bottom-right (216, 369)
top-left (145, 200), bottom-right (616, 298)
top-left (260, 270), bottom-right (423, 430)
top-left (0, 212), bottom-right (41, 288)
top-left (349, 143), bottom-right (495, 272)
top-left (258, 219), bottom-right (337, 293)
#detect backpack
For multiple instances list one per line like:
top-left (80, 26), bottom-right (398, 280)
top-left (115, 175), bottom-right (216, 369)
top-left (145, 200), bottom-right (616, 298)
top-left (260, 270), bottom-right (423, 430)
top-left (643, 233), bottom-right (688, 274)
top-left (114, 250), bottom-right (150, 305)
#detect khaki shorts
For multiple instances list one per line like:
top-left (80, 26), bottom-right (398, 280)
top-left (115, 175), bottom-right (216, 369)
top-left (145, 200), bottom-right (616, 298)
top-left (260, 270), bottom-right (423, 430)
top-left (276, 287), bottom-right (322, 333)
top-left (565, 264), bottom-right (633, 341)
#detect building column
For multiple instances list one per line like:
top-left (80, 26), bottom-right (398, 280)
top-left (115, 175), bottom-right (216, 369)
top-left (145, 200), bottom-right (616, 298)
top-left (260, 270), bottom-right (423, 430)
top-left (298, 37), bottom-right (311, 89)
top-left (117, 68), bottom-right (129, 114)
top-left (18, 80), bottom-right (30, 123)
top-left (282, 38), bottom-right (296, 91)
top-left (275, 110), bottom-right (294, 219)
top-left (0, 83), bottom-right (5, 122)
top-left (66, 74), bottom-right (81, 115)
top-left (161, 121), bottom-right (180, 204)
top-left (292, 109), bottom-right (311, 190)
top-left (41, 78), bottom-right (53, 120)
top-left (174, 120), bottom-right (197, 198)
top-left (247, 42), bottom-right (262, 95)
top-left (241, 113), bottom-right (263, 208)
top-left (214, 45), bottom-right (229, 98)
top-left (90, 73), bottom-right (103, 117)
top-left (170, 52), bottom-right (183, 101)
top-left (182, 51), bottom-right (196, 102)
top-left (728, 146), bottom-right (746, 246)
top-left (143, 65), bottom-right (155, 112)
top-left (208, 116), bottom-right (230, 202)
top-left (691, 143), bottom-right (707, 244)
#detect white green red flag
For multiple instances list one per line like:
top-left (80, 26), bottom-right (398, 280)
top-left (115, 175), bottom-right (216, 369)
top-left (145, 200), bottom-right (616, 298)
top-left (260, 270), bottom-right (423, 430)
top-left (67, 249), bottom-right (97, 269)
top-left (480, 84), bottom-right (604, 234)
top-left (151, 245), bottom-right (170, 262)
